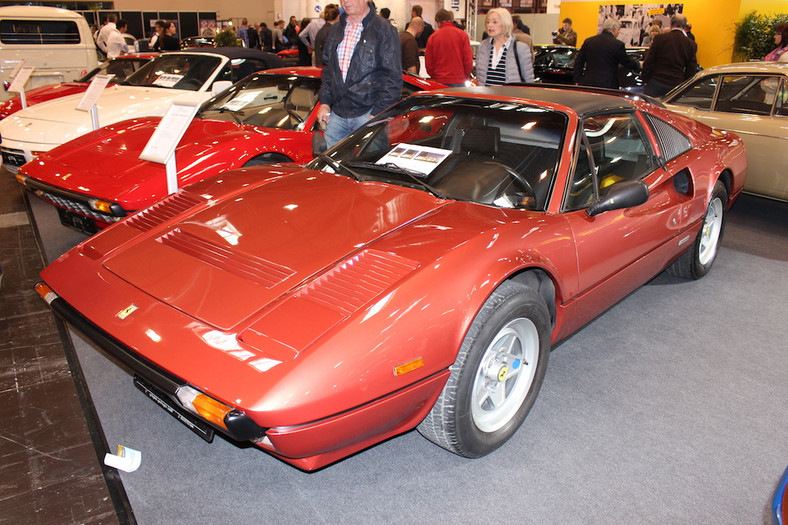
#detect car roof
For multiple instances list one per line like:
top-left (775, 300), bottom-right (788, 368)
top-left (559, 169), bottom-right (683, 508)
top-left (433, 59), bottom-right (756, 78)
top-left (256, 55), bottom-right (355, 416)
top-left (0, 5), bottom-right (84, 19)
top-left (168, 47), bottom-right (284, 61)
top-left (443, 85), bottom-right (642, 116)
top-left (696, 61), bottom-right (788, 75)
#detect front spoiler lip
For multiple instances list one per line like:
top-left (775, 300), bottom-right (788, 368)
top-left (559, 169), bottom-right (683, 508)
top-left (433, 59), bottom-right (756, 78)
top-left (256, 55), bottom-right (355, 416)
top-left (43, 286), bottom-right (267, 442)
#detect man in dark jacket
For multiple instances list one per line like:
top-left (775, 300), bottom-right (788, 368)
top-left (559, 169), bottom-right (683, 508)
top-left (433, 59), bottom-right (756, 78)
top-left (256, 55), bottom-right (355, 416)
top-left (642, 13), bottom-right (698, 97)
top-left (259, 23), bottom-right (272, 50)
top-left (317, 0), bottom-right (402, 147)
top-left (573, 18), bottom-right (640, 89)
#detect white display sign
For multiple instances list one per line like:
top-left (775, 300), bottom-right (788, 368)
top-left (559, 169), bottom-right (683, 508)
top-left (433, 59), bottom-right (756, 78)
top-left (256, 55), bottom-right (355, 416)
top-left (76, 75), bottom-right (113, 112)
top-left (153, 73), bottom-right (184, 88)
top-left (376, 144), bottom-right (452, 177)
top-left (8, 67), bottom-right (34, 93)
top-left (140, 101), bottom-right (200, 164)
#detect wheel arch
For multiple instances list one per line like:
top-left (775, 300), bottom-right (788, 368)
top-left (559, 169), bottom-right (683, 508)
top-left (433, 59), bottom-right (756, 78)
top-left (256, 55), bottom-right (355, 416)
top-left (507, 267), bottom-right (557, 327)
top-left (716, 168), bottom-right (733, 205)
top-left (243, 152), bottom-right (294, 166)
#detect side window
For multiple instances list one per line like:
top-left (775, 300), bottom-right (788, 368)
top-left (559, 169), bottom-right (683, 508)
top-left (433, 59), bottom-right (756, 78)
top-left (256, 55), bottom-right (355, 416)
top-left (0, 19), bottom-right (81, 45)
top-left (669, 75), bottom-right (718, 110)
top-left (714, 75), bottom-right (774, 115)
top-left (776, 79), bottom-right (788, 117)
top-left (564, 113), bottom-right (656, 211)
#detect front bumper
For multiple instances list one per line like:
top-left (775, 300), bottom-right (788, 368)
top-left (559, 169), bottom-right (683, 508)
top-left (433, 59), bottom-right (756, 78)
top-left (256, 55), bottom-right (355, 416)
top-left (18, 175), bottom-right (127, 226)
top-left (40, 284), bottom-right (267, 443)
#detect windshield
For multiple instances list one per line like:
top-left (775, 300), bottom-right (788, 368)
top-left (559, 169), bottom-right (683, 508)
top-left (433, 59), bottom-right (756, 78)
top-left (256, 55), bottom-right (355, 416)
top-left (80, 57), bottom-right (151, 83)
top-left (199, 73), bottom-right (320, 130)
top-left (307, 95), bottom-right (567, 210)
top-left (122, 54), bottom-right (222, 91)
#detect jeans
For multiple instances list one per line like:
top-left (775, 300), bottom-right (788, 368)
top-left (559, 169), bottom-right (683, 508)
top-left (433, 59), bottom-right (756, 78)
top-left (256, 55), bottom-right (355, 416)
top-left (324, 110), bottom-right (373, 148)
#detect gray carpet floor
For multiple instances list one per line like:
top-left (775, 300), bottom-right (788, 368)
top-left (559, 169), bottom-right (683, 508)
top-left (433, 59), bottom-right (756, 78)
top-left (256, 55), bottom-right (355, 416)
top-left (30, 193), bottom-right (788, 524)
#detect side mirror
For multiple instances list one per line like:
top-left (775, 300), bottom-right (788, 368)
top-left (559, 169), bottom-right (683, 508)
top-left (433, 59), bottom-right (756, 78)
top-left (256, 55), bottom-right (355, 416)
top-left (586, 180), bottom-right (649, 217)
top-left (312, 131), bottom-right (327, 156)
top-left (211, 81), bottom-right (233, 96)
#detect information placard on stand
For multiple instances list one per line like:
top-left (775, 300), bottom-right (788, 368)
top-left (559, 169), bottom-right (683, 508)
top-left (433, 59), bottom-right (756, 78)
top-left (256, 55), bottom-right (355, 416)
top-left (76, 75), bottom-right (113, 130)
top-left (8, 66), bottom-right (34, 109)
top-left (139, 101), bottom-right (201, 195)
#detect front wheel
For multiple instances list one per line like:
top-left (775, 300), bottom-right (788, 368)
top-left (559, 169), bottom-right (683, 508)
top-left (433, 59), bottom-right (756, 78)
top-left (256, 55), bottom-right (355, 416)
top-left (418, 281), bottom-right (551, 458)
top-left (667, 180), bottom-right (727, 280)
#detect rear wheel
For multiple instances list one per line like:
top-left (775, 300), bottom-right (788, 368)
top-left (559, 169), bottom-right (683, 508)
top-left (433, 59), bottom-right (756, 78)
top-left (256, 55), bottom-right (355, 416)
top-left (418, 281), bottom-right (550, 457)
top-left (667, 180), bottom-right (727, 280)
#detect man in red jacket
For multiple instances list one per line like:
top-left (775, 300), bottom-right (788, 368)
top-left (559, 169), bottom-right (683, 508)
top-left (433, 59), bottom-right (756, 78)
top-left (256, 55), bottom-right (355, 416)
top-left (425, 9), bottom-right (473, 86)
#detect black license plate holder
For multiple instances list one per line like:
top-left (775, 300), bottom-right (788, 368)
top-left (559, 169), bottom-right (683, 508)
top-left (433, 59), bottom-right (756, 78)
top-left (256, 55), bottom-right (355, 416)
top-left (133, 376), bottom-right (215, 443)
top-left (57, 208), bottom-right (99, 235)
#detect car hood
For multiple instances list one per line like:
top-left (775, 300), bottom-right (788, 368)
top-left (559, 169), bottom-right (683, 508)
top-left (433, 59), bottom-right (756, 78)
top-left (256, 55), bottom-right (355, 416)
top-left (25, 117), bottom-right (249, 206)
top-left (0, 85), bottom-right (206, 147)
top-left (101, 167), bottom-right (446, 330)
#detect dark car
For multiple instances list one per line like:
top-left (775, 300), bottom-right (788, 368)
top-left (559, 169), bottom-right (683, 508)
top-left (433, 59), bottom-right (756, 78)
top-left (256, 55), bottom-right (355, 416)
top-left (533, 45), bottom-right (645, 91)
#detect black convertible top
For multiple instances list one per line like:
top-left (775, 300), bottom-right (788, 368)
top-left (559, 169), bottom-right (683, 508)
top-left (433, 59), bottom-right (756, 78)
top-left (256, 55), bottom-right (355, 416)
top-left (164, 47), bottom-right (286, 69)
top-left (446, 84), bottom-right (662, 116)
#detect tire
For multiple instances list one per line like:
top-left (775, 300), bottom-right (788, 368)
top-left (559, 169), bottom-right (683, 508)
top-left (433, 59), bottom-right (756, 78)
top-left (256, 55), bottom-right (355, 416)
top-left (417, 281), bottom-right (551, 458)
top-left (667, 180), bottom-right (727, 280)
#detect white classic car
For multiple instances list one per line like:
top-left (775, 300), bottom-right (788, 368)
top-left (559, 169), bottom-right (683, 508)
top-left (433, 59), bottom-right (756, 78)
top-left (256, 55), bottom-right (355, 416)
top-left (0, 48), bottom-right (284, 172)
top-left (663, 62), bottom-right (788, 201)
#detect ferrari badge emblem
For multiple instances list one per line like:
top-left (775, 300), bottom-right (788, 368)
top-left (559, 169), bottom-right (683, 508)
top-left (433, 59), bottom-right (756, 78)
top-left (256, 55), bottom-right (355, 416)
top-left (116, 304), bottom-right (138, 320)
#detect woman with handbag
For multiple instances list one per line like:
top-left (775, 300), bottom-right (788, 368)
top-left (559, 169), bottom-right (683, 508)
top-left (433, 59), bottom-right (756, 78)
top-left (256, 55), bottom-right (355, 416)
top-left (476, 8), bottom-right (535, 86)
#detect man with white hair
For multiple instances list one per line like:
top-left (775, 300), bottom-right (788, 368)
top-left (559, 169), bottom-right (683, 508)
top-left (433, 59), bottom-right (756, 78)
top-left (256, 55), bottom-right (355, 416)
top-left (573, 17), bottom-right (640, 89)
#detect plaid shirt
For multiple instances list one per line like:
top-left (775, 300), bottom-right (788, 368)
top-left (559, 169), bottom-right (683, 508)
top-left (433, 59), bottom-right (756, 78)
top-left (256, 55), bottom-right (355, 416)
top-left (337, 19), bottom-right (364, 81)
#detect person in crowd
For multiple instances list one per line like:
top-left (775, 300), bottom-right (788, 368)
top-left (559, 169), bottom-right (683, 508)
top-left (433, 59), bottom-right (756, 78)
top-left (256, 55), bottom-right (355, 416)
top-left (573, 18), bottom-right (640, 89)
top-left (300, 7), bottom-right (330, 63)
top-left (284, 16), bottom-right (299, 47)
top-left (238, 18), bottom-right (249, 47)
top-left (476, 8), bottom-right (535, 86)
top-left (161, 22), bottom-right (180, 51)
top-left (380, 8), bottom-right (391, 20)
top-left (150, 20), bottom-right (166, 51)
top-left (317, 0), bottom-right (402, 147)
top-left (259, 22), bottom-right (273, 50)
top-left (96, 14), bottom-right (117, 54)
top-left (642, 24), bottom-right (661, 47)
top-left (512, 15), bottom-right (533, 52)
top-left (685, 22), bottom-right (695, 41)
top-left (314, 5), bottom-right (340, 67)
top-left (401, 16), bottom-right (424, 75)
top-left (765, 23), bottom-right (788, 61)
top-left (425, 9), bottom-right (473, 86)
top-left (272, 20), bottom-right (286, 51)
top-left (248, 22), bottom-right (261, 49)
top-left (641, 13), bottom-right (698, 97)
top-left (552, 18), bottom-right (577, 47)
top-left (297, 18), bottom-right (312, 65)
top-left (409, 5), bottom-right (433, 48)
top-left (106, 19), bottom-right (129, 58)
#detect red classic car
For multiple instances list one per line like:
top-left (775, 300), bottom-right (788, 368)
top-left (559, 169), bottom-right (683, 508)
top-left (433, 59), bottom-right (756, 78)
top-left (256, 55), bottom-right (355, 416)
top-left (0, 54), bottom-right (158, 120)
top-left (16, 67), bottom-right (443, 234)
top-left (37, 87), bottom-right (747, 471)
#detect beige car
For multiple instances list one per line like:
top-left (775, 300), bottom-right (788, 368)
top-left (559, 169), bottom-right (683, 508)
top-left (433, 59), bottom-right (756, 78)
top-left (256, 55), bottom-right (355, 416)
top-left (663, 62), bottom-right (788, 201)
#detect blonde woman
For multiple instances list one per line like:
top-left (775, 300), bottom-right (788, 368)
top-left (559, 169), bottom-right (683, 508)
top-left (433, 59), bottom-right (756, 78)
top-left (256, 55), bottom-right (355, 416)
top-left (476, 8), bottom-right (534, 86)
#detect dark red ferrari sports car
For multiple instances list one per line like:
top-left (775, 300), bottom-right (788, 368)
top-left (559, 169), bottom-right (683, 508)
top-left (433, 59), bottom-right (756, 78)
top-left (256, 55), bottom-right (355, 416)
top-left (37, 86), bottom-right (747, 471)
top-left (16, 67), bottom-right (443, 234)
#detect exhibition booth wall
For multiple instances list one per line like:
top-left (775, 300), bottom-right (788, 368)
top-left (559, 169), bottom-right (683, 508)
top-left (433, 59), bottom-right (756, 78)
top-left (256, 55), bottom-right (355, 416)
top-left (559, 0), bottom-right (788, 68)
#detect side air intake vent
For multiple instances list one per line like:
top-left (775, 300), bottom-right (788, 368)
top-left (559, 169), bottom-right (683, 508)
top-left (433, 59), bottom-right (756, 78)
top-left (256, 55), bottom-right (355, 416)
top-left (644, 114), bottom-right (692, 162)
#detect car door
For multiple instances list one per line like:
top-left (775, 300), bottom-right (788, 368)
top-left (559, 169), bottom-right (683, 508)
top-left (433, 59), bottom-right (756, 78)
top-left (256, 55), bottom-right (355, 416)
top-left (558, 111), bottom-right (693, 334)
top-left (667, 73), bottom-right (788, 201)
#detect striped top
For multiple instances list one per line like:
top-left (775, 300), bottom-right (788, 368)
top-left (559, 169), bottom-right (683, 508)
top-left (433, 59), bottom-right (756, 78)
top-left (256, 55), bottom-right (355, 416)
top-left (338, 20), bottom-right (364, 81)
top-left (486, 45), bottom-right (508, 85)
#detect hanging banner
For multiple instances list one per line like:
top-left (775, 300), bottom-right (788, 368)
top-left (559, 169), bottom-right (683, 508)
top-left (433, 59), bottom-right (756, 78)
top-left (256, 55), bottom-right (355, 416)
top-left (445, 0), bottom-right (466, 20)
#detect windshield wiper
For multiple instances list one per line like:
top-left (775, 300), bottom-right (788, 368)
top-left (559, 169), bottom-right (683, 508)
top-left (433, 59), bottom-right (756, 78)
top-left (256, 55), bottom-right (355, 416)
top-left (317, 153), bottom-right (363, 181)
top-left (347, 161), bottom-right (446, 199)
top-left (200, 107), bottom-right (244, 124)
